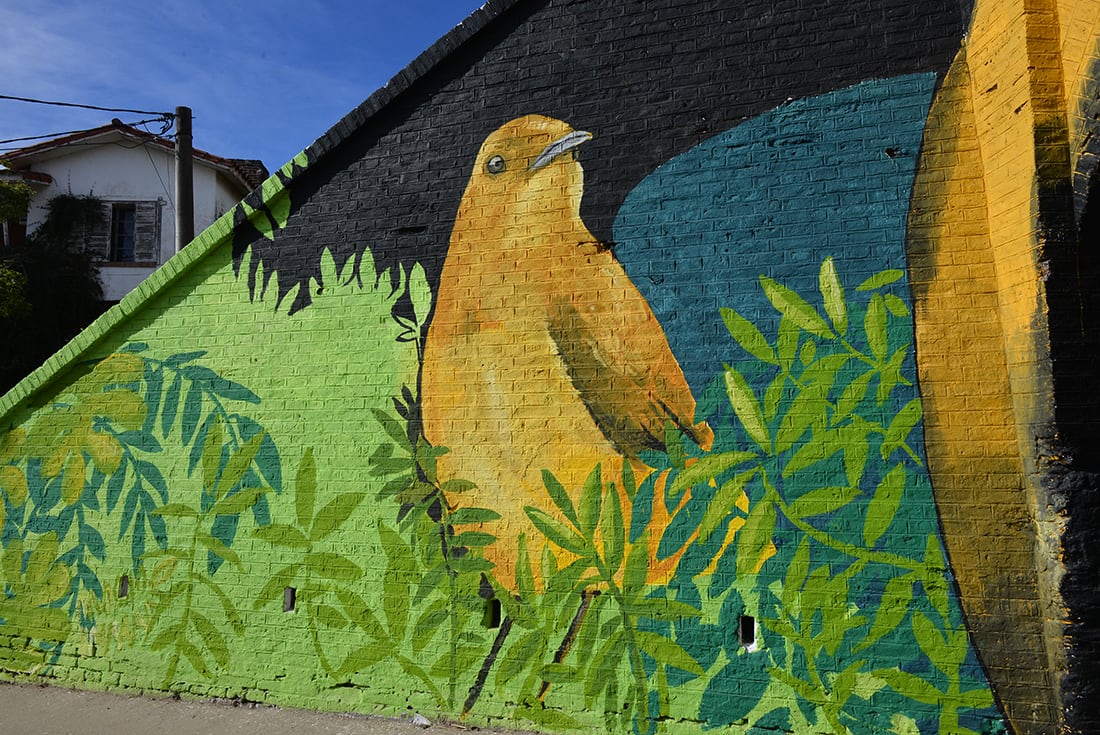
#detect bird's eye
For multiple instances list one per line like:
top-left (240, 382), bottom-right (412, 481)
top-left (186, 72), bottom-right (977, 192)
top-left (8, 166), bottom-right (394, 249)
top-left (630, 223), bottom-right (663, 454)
top-left (485, 155), bottom-right (506, 174)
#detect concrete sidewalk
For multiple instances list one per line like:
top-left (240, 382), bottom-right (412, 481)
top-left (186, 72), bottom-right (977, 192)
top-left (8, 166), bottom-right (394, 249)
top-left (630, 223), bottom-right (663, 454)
top-left (0, 682), bottom-right (523, 735)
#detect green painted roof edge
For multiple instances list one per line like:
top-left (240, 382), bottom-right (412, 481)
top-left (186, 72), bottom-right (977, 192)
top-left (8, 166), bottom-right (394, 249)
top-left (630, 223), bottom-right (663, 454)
top-left (0, 0), bottom-right (525, 425)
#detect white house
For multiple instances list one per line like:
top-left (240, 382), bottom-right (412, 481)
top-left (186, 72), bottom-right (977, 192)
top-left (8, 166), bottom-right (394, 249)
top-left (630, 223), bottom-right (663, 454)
top-left (1, 119), bottom-right (266, 301)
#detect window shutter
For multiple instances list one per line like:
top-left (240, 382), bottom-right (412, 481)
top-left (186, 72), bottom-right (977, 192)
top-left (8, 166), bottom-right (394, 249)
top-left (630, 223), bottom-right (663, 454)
top-left (83, 203), bottom-right (111, 259)
top-left (133, 201), bottom-right (160, 262)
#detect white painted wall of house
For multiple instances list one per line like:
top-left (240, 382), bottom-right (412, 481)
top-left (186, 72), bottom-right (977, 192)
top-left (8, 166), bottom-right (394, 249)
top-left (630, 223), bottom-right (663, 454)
top-left (23, 137), bottom-right (245, 301)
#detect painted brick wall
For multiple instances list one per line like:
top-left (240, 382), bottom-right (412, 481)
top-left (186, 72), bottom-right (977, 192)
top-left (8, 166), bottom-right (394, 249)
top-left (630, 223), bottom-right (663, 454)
top-left (2, 1), bottom-right (1098, 733)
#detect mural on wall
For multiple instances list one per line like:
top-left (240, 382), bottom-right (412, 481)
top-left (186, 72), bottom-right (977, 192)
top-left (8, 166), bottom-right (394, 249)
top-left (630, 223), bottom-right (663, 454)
top-left (10, 0), bottom-right (1080, 730)
top-left (0, 73), bottom-right (1011, 735)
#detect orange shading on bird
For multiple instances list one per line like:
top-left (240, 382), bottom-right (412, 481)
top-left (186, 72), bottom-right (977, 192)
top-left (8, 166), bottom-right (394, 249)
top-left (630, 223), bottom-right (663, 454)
top-left (421, 115), bottom-right (713, 589)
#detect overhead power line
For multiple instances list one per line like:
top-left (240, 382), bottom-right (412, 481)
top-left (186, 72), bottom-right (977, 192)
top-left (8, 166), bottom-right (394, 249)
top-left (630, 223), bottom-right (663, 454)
top-left (0, 94), bottom-right (173, 118)
top-left (0, 117), bottom-right (174, 147)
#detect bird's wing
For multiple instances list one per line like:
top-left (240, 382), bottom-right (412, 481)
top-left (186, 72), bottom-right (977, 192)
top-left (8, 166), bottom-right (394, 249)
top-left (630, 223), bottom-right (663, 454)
top-left (547, 248), bottom-right (713, 456)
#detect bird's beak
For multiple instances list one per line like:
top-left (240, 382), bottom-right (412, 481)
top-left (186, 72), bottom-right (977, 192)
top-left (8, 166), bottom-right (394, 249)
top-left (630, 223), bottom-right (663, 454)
top-left (529, 130), bottom-right (593, 171)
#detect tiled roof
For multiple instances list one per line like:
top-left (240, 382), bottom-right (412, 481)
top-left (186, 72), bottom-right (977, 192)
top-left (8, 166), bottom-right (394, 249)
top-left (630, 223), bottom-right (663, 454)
top-left (4, 118), bottom-right (269, 193)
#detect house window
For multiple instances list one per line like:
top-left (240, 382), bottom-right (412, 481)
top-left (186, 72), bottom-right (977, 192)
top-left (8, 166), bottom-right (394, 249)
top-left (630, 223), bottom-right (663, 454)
top-left (110, 204), bottom-right (136, 261)
top-left (96, 200), bottom-right (160, 263)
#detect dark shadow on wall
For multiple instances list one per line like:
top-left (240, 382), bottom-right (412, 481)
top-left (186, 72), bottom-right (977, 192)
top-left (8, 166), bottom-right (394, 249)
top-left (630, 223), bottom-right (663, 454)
top-left (1053, 165), bottom-right (1100, 735)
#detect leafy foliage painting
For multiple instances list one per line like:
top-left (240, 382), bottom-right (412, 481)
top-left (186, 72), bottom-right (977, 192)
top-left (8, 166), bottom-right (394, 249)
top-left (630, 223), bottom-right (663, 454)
top-left (0, 348), bottom-right (280, 685)
top-left (351, 256), bottom-right (1001, 733)
top-left (0, 250), bottom-right (1003, 735)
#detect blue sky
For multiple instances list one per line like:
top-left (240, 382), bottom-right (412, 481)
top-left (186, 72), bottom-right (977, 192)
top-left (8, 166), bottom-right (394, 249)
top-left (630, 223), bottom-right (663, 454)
top-left (0, 0), bottom-right (486, 171)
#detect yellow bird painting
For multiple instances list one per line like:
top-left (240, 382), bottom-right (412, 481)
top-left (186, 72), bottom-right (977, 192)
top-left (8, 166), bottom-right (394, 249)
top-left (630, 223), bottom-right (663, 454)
top-left (422, 115), bottom-right (713, 589)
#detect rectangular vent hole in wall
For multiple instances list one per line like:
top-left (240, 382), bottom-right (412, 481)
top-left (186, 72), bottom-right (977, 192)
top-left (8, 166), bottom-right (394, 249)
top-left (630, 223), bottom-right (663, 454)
top-left (739, 615), bottom-right (756, 649)
top-left (483, 598), bottom-right (502, 629)
top-left (284, 587), bottom-right (297, 613)
top-left (118, 575), bottom-right (129, 599)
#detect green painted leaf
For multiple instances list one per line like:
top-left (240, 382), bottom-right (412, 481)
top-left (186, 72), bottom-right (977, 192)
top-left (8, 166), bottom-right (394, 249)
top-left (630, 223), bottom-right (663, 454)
top-left (878, 344), bottom-right (910, 405)
top-left (159, 373), bottom-right (182, 438)
top-left (724, 365), bottom-right (770, 453)
top-left (525, 507), bottom-right (588, 555)
top-left (496, 630), bottom-right (545, 687)
top-left (378, 522), bottom-right (412, 638)
top-left (698, 467), bottom-right (757, 543)
top-left (370, 408), bottom-right (411, 451)
top-left (412, 599), bottom-right (448, 653)
top-left (578, 464), bottom-right (603, 540)
top-left (190, 611), bottom-right (229, 668)
top-left (835, 371), bottom-right (874, 420)
top-left (799, 338), bottom-right (817, 366)
top-left (884, 293), bottom-right (910, 317)
top-left (602, 476), bottom-right (625, 574)
top-left (857, 574), bottom-right (915, 651)
top-left (777, 317), bottom-right (799, 371)
top-left (215, 431), bottom-right (266, 502)
top-left (622, 531), bottom-right (649, 599)
top-left (665, 421), bottom-right (687, 469)
top-left (788, 486), bottom-right (859, 519)
top-left (842, 423), bottom-right (870, 486)
top-left (912, 611), bottom-right (952, 677)
top-left (151, 503), bottom-right (200, 519)
top-left (541, 469), bottom-right (578, 527)
top-left (539, 662), bottom-right (581, 683)
top-left (449, 507), bottom-right (501, 525)
top-left (864, 464), bottom-right (906, 547)
top-left (721, 307), bottom-right (777, 364)
top-left (668, 449), bottom-right (757, 501)
top-left (761, 276), bottom-right (833, 339)
top-left (196, 575), bottom-right (244, 634)
top-left (514, 534), bottom-right (536, 602)
top-left (584, 629), bottom-right (625, 702)
top-left (253, 524), bottom-right (309, 549)
top-left (310, 492), bottom-right (367, 542)
top-left (865, 293), bottom-right (888, 362)
top-left (923, 535), bottom-right (952, 622)
top-left (334, 588), bottom-right (386, 640)
top-left (621, 460), bottom-right (637, 502)
top-left (295, 448), bottom-right (316, 530)
top-left (882, 399), bottom-right (922, 459)
top-left (782, 538), bottom-right (812, 612)
top-left (820, 257), bottom-right (847, 335)
top-left (451, 531), bottom-right (496, 548)
top-left (851, 671), bottom-right (888, 701)
top-left (634, 631), bottom-right (705, 675)
top-left (763, 372), bottom-right (788, 421)
top-left (210, 487), bottom-right (267, 518)
top-left (178, 639), bottom-right (212, 679)
top-left (628, 598), bottom-right (702, 622)
top-left (736, 496), bottom-right (776, 578)
top-left (408, 262), bottom-right (432, 329)
top-left (802, 353), bottom-right (851, 388)
top-left (775, 385), bottom-right (826, 454)
top-left (783, 428), bottom-right (844, 477)
top-left (201, 418), bottom-right (224, 492)
top-left (440, 478), bottom-right (475, 494)
top-left (857, 269), bottom-right (904, 291)
top-left (336, 645), bottom-right (388, 676)
top-left (197, 533), bottom-right (242, 571)
top-left (447, 556), bottom-right (494, 574)
top-left (830, 658), bottom-right (871, 704)
top-left (958, 686), bottom-right (995, 710)
top-left (305, 552), bottom-right (363, 582)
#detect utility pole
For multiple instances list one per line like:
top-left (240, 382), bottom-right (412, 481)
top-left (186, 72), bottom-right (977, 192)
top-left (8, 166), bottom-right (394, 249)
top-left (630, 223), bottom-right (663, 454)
top-left (174, 106), bottom-right (194, 251)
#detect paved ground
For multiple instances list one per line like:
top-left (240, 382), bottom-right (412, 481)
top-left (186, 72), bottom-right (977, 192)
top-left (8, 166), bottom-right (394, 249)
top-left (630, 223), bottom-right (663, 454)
top-left (0, 682), bottom-right (527, 735)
